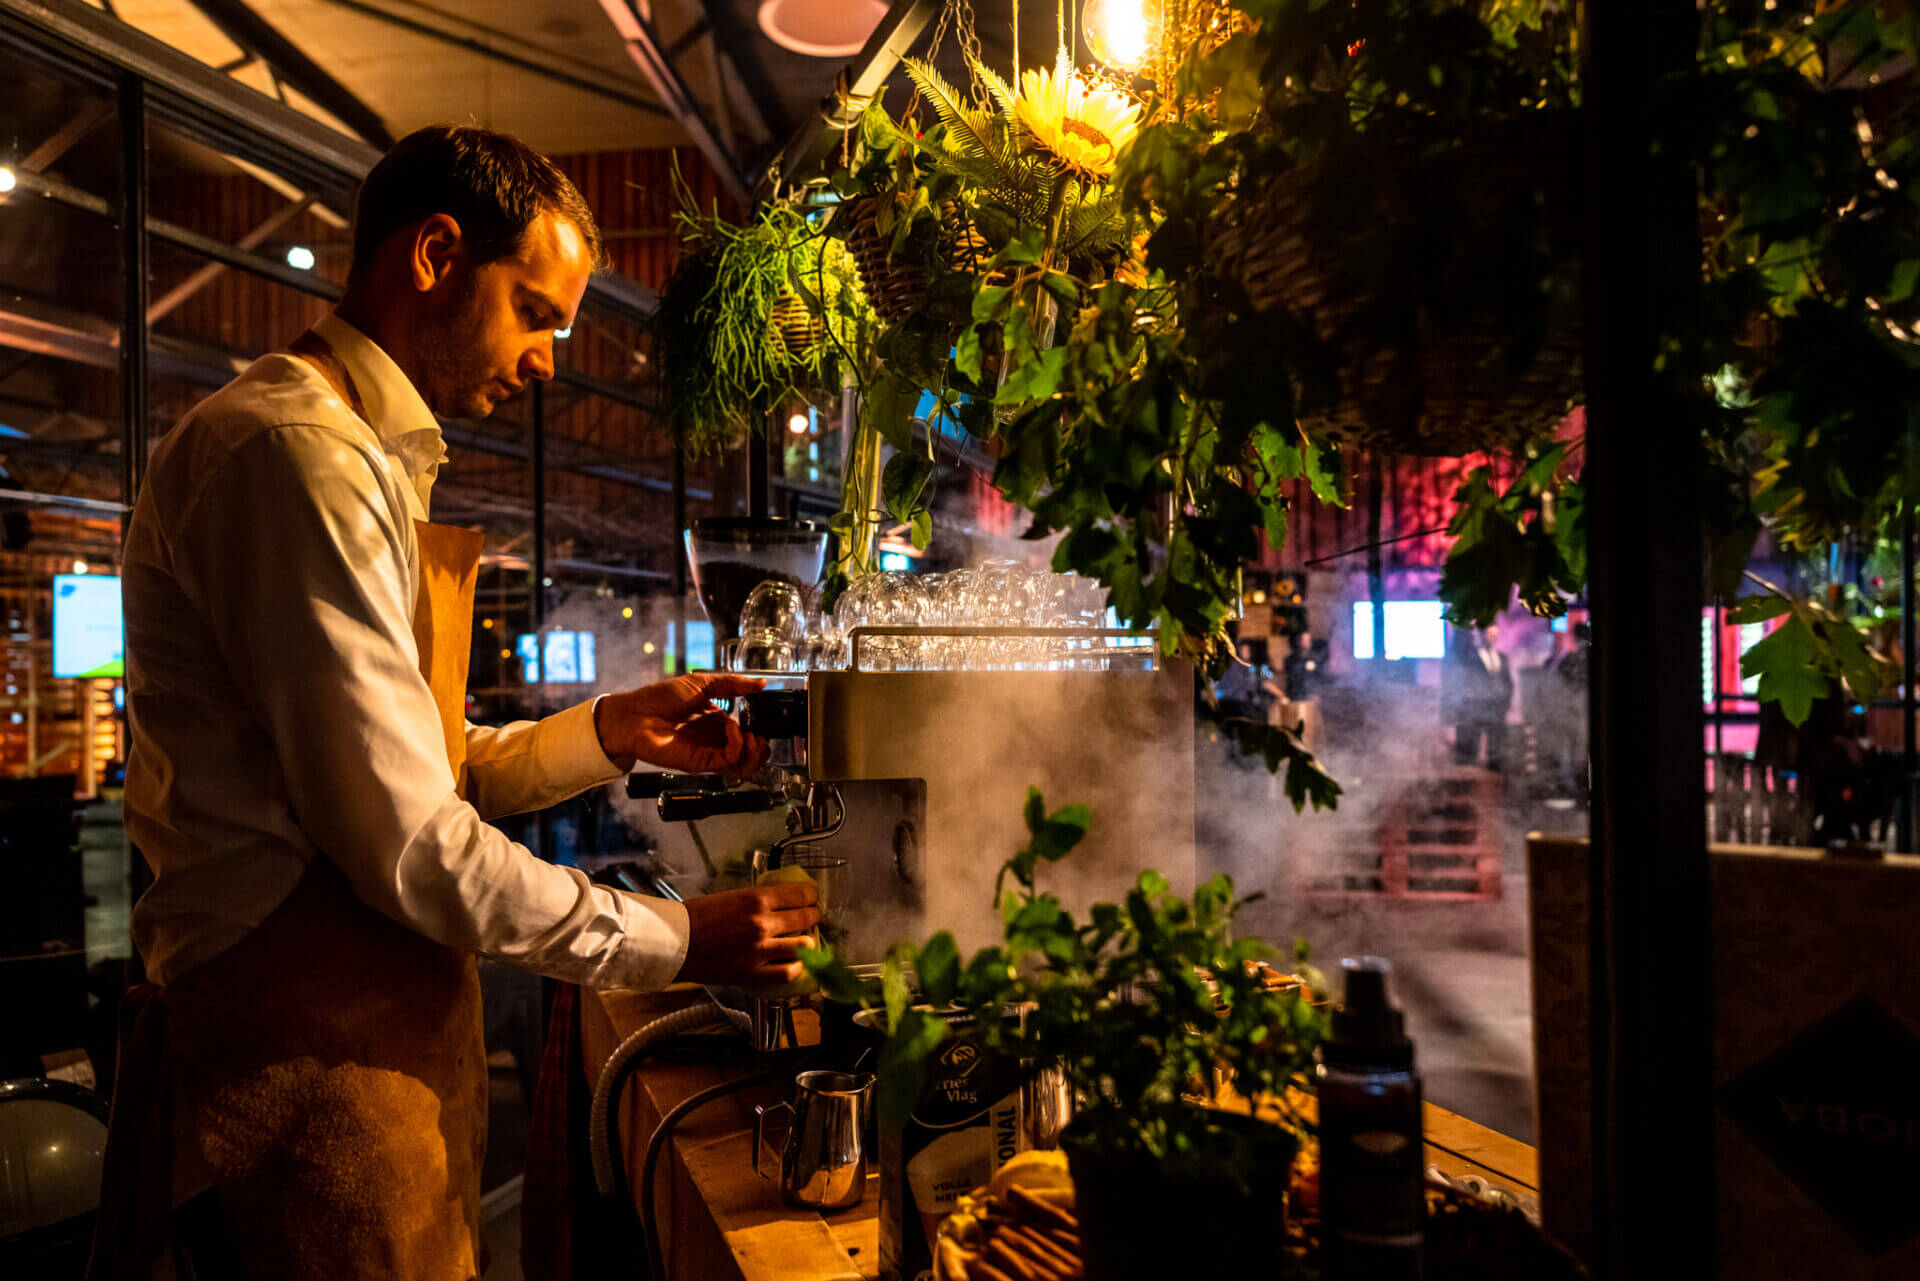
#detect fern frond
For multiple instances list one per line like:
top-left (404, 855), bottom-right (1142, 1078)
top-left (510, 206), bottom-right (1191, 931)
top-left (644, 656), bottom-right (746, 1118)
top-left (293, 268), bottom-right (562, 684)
top-left (970, 54), bottom-right (1019, 118)
top-left (1063, 190), bottom-right (1132, 255)
top-left (904, 59), bottom-right (998, 166)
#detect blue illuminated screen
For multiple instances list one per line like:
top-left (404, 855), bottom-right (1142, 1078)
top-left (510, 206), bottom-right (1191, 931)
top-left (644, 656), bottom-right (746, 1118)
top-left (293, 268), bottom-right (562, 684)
top-left (515, 631), bottom-right (597, 683)
top-left (53, 574), bottom-right (123, 678)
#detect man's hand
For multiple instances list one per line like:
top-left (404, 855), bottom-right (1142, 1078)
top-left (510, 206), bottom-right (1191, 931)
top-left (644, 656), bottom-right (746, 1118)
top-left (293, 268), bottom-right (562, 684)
top-left (595, 673), bottom-right (768, 778)
top-left (678, 882), bottom-right (823, 988)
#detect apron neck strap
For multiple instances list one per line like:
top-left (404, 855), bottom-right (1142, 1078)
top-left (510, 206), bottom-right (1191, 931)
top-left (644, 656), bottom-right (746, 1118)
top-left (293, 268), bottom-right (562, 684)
top-left (286, 328), bottom-right (370, 425)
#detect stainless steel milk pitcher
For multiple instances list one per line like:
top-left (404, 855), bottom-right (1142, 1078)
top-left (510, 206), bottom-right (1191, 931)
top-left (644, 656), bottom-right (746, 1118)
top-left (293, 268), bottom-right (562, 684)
top-left (753, 1069), bottom-right (874, 1210)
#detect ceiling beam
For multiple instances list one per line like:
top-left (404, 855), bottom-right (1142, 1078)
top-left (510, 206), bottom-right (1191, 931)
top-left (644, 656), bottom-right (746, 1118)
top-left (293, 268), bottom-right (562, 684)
top-left (310, 0), bottom-right (673, 120)
top-left (592, 0), bottom-right (751, 203)
top-left (23, 98), bottom-right (115, 172)
top-left (182, 0), bottom-right (394, 147)
top-left (755, 0), bottom-right (938, 202)
top-left (687, 0), bottom-right (794, 144)
top-left (147, 194), bottom-right (315, 325)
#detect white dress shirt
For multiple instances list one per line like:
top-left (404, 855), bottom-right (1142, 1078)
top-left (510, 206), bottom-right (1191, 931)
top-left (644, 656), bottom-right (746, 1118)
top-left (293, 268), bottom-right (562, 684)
top-left (123, 313), bottom-right (690, 989)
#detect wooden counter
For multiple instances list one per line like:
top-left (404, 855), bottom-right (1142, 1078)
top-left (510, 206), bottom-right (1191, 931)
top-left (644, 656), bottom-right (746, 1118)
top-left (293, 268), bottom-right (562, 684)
top-left (581, 987), bottom-right (1538, 1281)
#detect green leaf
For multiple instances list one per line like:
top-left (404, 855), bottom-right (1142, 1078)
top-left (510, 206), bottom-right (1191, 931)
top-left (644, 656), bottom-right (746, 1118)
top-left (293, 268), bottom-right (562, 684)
top-left (800, 945), bottom-right (877, 1006)
top-left (1726, 594), bottom-right (1793, 624)
top-left (917, 932), bottom-right (960, 1008)
top-left (1891, 260), bottom-right (1920, 304)
top-left (1823, 615), bottom-right (1886, 702)
top-left (995, 225), bottom-right (1046, 268)
top-left (875, 1006), bottom-right (947, 1132)
top-left (1039, 269), bottom-right (1080, 309)
top-left (1740, 613), bottom-right (1828, 725)
top-left (972, 286), bottom-right (1012, 323)
top-left (910, 508), bottom-right (933, 550)
top-left (863, 375), bottom-right (920, 455)
top-left (882, 451), bottom-right (936, 524)
top-left (882, 942), bottom-right (916, 1032)
top-left (954, 324), bottom-right (986, 384)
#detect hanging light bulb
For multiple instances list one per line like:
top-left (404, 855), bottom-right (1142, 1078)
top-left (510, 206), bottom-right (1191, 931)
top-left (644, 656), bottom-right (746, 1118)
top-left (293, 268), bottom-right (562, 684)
top-left (1082, 0), bottom-right (1156, 71)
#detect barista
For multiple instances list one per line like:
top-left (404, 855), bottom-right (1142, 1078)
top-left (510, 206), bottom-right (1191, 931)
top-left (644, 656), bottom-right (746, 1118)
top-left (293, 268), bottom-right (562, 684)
top-left (93, 127), bottom-right (820, 1280)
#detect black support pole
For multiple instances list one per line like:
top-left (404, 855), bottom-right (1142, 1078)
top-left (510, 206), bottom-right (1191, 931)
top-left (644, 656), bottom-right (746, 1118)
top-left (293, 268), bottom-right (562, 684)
top-left (1583, 0), bottom-right (1713, 1276)
top-left (1903, 500), bottom-right (1914, 852)
top-left (531, 379), bottom-right (548, 859)
top-left (673, 444), bottom-right (688, 672)
top-left (1367, 454), bottom-right (1386, 666)
top-left (119, 72), bottom-right (149, 506)
top-left (531, 380), bottom-right (547, 628)
top-left (747, 422), bottom-right (769, 518)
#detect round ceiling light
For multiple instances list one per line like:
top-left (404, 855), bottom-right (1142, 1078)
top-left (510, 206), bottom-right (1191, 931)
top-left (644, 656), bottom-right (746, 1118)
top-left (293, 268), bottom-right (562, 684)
top-left (757, 0), bottom-right (888, 58)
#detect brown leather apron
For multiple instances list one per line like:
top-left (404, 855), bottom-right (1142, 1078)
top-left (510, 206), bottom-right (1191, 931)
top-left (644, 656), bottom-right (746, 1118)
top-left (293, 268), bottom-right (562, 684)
top-left (92, 331), bottom-right (490, 1280)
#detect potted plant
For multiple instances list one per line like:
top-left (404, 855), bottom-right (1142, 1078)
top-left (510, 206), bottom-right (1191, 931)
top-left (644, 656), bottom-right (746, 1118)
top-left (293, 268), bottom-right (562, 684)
top-left (805, 788), bottom-right (1330, 1279)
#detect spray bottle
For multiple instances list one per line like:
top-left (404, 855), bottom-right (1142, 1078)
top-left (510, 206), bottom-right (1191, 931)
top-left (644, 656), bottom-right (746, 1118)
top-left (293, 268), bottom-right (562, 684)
top-left (1316, 955), bottom-right (1425, 1280)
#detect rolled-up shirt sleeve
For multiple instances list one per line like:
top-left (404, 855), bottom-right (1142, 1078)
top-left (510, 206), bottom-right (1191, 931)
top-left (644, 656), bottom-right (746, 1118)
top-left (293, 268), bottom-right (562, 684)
top-left (170, 423), bottom-right (687, 989)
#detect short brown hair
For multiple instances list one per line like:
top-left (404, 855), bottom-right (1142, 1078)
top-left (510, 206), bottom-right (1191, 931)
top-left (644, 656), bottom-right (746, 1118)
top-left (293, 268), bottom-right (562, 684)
top-left (349, 125), bottom-right (605, 282)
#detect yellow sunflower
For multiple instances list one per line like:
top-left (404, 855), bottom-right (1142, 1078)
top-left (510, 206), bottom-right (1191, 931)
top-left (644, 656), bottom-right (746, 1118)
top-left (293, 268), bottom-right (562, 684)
top-left (1013, 49), bottom-right (1144, 181)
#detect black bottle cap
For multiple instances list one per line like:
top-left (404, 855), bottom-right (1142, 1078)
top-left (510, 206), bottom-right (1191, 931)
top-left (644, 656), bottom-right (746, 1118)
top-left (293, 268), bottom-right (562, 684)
top-left (1321, 955), bottom-right (1415, 1072)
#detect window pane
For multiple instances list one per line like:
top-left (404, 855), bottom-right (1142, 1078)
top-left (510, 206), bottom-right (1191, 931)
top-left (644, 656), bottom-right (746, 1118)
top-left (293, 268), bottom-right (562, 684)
top-left (0, 44), bottom-right (123, 508)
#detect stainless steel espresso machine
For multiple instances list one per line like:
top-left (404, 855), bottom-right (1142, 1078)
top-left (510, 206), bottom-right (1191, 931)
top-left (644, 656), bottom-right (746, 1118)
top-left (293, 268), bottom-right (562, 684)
top-left (629, 518), bottom-right (1197, 1043)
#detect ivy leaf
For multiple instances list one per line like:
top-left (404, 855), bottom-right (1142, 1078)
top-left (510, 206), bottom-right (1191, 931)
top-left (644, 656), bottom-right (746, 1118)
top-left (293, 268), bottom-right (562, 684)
top-left (1740, 613), bottom-right (1828, 725)
top-left (1039, 269), bottom-right (1081, 309)
top-left (955, 324), bottom-right (986, 383)
top-left (864, 375), bottom-right (920, 455)
top-left (994, 224), bottom-right (1046, 267)
top-left (882, 451), bottom-right (936, 525)
top-left (996, 346), bottom-right (1068, 406)
top-left (972, 286), bottom-right (1012, 323)
top-left (910, 508), bottom-right (933, 550)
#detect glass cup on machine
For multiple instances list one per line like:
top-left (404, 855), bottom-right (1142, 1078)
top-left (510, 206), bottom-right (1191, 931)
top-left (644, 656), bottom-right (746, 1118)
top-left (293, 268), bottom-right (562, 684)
top-left (752, 842), bottom-right (848, 949)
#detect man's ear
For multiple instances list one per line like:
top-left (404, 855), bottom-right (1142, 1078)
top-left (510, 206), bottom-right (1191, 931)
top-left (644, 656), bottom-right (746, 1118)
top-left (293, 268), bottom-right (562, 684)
top-left (408, 213), bottom-right (464, 294)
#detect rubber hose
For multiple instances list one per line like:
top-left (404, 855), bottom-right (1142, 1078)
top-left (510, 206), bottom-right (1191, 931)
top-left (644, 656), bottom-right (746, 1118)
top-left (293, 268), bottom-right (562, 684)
top-left (639, 1065), bottom-right (795, 1281)
top-left (589, 999), bottom-right (751, 1201)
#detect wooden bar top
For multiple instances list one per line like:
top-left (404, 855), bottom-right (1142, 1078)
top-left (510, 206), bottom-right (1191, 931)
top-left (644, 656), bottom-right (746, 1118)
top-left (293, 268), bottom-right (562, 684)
top-left (580, 987), bottom-right (1538, 1281)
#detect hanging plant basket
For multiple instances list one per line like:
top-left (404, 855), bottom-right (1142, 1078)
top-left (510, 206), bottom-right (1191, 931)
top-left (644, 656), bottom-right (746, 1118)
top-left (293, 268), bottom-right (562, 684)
top-left (1207, 120), bottom-right (1584, 457)
top-left (770, 292), bottom-right (826, 359)
top-left (937, 199), bottom-right (995, 277)
top-left (840, 196), bottom-right (929, 325)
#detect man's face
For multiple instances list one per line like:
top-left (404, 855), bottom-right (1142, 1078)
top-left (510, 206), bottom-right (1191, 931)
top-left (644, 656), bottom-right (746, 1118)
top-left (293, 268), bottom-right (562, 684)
top-left (1484, 624), bottom-right (1501, 649)
top-left (413, 208), bottom-right (592, 419)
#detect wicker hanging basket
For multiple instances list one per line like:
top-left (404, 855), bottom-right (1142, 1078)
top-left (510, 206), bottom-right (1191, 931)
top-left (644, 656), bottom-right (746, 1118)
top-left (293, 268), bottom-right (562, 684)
top-left (840, 197), bottom-right (929, 325)
top-left (1206, 122), bottom-right (1584, 457)
top-left (938, 200), bottom-right (995, 278)
top-left (770, 292), bottom-right (826, 359)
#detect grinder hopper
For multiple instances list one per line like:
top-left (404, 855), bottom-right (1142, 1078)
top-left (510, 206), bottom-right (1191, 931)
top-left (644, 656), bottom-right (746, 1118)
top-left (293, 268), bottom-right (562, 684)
top-left (683, 516), bottom-right (829, 643)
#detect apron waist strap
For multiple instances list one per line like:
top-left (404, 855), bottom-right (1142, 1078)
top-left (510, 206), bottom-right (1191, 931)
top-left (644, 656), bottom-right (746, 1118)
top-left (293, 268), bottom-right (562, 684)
top-left (87, 983), bottom-right (174, 1281)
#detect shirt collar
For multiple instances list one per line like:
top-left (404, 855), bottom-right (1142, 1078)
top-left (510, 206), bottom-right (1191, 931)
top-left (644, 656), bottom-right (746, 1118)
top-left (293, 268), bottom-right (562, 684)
top-left (312, 312), bottom-right (449, 505)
